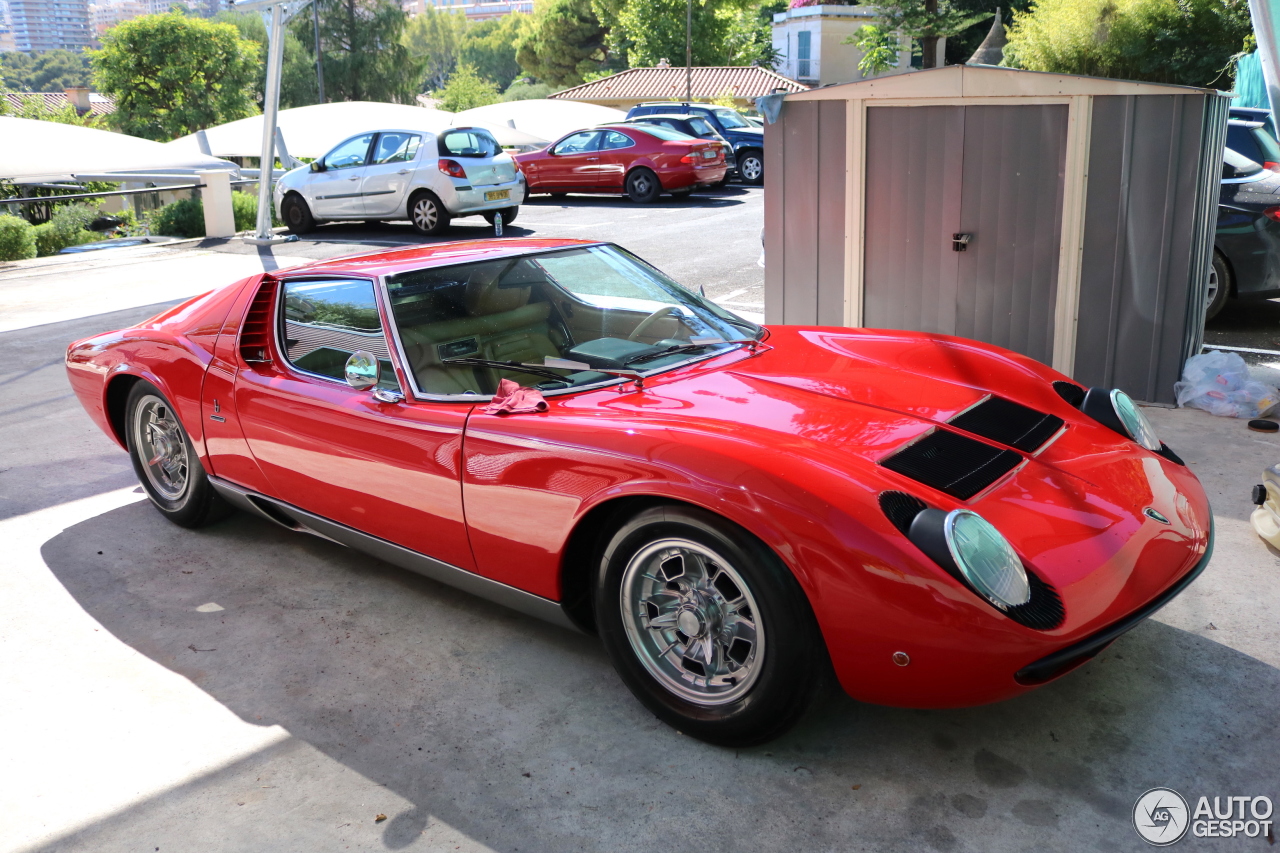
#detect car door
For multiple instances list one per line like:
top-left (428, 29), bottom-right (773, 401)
top-left (538, 131), bottom-right (602, 190)
top-left (594, 130), bottom-right (638, 190)
top-left (360, 132), bottom-right (421, 217)
top-left (233, 274), bottom-right (475, 571)
top-left (309, 133), bottom-right (375, 218)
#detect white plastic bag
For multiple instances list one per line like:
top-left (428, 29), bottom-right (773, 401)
top-left (1174, 350), bottom-right (1280, 418)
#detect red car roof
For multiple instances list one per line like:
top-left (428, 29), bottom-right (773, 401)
top-left (282, 238), bottom-right (601, 279)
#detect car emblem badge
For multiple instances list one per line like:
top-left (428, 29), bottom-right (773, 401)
top-left (1144, 507), bottom-right (1171, 524)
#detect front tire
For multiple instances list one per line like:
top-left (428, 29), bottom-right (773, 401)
top-left (626, 169), bottom-right (661, 204)
top-left (1207, 250), bottom-right (1231, 320)
top-left (281, 193), bottom-right (315, 234)
top-left (738, 150), bottom-right (763, 185)
top-left (595, 504), bottom-right (827, 746)
top-left (125, 381), bottom-right (231, 529)
top-left (409, 191), bottom-right (451, 236)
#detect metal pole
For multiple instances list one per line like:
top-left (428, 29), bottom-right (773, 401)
top-left (254, 2), bottom-right (286, 241)
top-left (312, 0), bottom-right (325, 103)
top-left (685, 0), bottom-right (692, 103)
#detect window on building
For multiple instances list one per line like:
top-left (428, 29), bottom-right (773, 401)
top-left (797, 30), bottom-right (812, 79)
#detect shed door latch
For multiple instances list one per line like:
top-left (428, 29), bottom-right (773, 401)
top-left (952, 233), bottom-right (972, 252)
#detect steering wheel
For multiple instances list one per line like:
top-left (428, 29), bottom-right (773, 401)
top-left (629, 305), bottom-right (680, 341)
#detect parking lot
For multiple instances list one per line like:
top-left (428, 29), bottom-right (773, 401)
top-left (3, 187), bottom-right (1279, 853)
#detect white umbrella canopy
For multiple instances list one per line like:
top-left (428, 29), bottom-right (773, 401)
top-left (167, 101), bottom-right (547, 159)
top-left (450, 100), bottom-right (628, 146)
top-left (0, 117), bottom-right (237, 183)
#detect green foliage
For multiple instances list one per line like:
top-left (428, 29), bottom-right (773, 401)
top-left (0, 93), bottom-right (106, 128)
top-left (943, 0), bottom-right (1033, 65)
top-left (149, 191), bottom-right (274, 238)
top-left (517, 0), bottom-right (610, 87)
top-left (1003, 0), bottom-right (1252, 86)
top-left (293, 0), bottom-right (421, 103)
top-left (853, 24), bottom-right (904, 75)
top-left (0, 214), bottom-right (37, 262)
top-left (843, 0), bottom-right (991, 71)
top-left (604, 0), bottom-right (783, 68)
top-left (502, 79), bottom-right (555, 100)
top-left (0, 50), bottom-right (92, 92)
top-left (90, 12), bottom-right (260, 140)
top-left (402, 6), bottom-right (468, 92)
top-left (215, 10), bottom-right (318, 109)
top-left (436, 63), bottom-right (501, 111)
top-left (460, 14), bottom-right (530, 91)
top-left (31, 204), bottom-right (103, 257)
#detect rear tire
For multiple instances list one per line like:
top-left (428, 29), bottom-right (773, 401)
top-left (125, 381), bottom-right (232, 529)
top-left (281, 194), bottom-right (315, 234)
top-left (483, 205), bottom-right (519, 225)
top-left (738, 150), bottom-right (763, 185)
top-left (409, 191), bottom-right (451, 236)
top-left (626, 169), bottom-right (661, 204)
top-left (1206, 250), bottom-right (1231, 321)
top-left (595, 504), bottom-right (827, 747)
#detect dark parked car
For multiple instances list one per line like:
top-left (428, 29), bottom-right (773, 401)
top-left (1227, 119), bottom-right (1280, 172)
top-left (1230, 106), bottom-right (1277, 140)
top-left (1211, 147), bottom-right (1280, 318)
top-left (621, 114), bottom-right (735, 187)
top-left (626, 103), bottom-right (764, 185)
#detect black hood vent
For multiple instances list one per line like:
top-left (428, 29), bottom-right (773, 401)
top-left (949, 396), bottom-right (1063, 453)
top-left (881, 429), bottom-right (1022, 500)
top-left (1053, 380), bottom-right (1086, 407)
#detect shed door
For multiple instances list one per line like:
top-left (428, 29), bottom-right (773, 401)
top-left (863, 104), bottom-right (1069, 365)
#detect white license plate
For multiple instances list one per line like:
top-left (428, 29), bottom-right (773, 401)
top-left (702, 150), bottom-right (716, 159)
top-left (485, 189), bottom-right (510, 202)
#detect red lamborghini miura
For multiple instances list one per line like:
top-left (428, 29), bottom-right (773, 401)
top-left (66, 239), bottom-right (1213, 746)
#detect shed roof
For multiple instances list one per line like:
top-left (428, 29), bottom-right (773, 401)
top-left (786, 64), bottom-right (1219, 101)
top-left (4, 92), bottom-right (116, 117)
top-left (550, 66), bottom-right (808, 103)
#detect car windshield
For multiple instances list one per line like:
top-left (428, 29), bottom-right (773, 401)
top-left (385, 244), bottom-right (761, 398)
top-left (713, 109), bottom-right (751, 129)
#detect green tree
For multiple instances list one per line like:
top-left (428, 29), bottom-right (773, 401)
top-left (516, 0), bottom-right (610, 87)
top-left (943, 0), bottom-right (1032, 64)
top-left (611, 0), bottom-right (742, 67)
top-left (216, 10), bottom-right (318, 108)
top-left (90, 12), bottom-right (259, 140)
top-left (848, 0), bottom-right (992, 73)
top-left (294, 0), bottom-right (421, 103)
top-left (436, 62), bottom-right (501, 111)
top-left (1004, 0), bottom-right (1251, 87)
top-left (502, 79), bottom-right (554, 100)
top-left (402, 6), bottom-right (468, 92)
top-left (0, 50), bottom-right (92, 92)
top-left (461, 13), bottom-right (530, 90)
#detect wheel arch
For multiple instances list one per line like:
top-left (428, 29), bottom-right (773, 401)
top-left (105, 372), bottom-right (144, 449)
top-left (1213, 245), bottom-right (1237, 297)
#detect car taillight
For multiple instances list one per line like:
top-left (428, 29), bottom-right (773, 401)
top-left (1264, 206), bottom-right (1280, 222)
top-left (679, 153), bottom-right (696, 164)
top-left (1267, 161), bottom-right (1280, 172)
top-left (439, 159), bottom-right (466, 178)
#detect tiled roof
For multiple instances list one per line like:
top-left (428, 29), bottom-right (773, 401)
top-left (549, 66), bottom-right (808, 102)
top-left (3, 92), bottom-right (116, 117)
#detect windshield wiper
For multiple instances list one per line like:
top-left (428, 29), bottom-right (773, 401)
top-left (442, 358), bottom-right (568, 382)
top-left (623, 338), bottom-right (757, 365)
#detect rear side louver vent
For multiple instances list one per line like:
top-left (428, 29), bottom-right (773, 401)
top-left (239, 278), bottom-right (277, 364)
top-left (881, 429), bottom-right (1022, 500)
top-left (949, 396), bottom-right (1063, 453)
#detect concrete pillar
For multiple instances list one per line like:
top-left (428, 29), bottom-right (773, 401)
top-left (199, 170), bottom-right (236, 238)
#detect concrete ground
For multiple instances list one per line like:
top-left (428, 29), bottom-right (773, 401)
top-left (2, 187), bottom-right (1279, 852)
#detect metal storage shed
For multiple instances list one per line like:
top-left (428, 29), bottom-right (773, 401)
top-left (763, 65), bottom-right (1229, 404)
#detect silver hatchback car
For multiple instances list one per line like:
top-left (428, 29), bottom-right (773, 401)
top-left (274, 127), bottom-right (526, 236)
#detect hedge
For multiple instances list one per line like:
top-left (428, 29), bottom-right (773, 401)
top-left (0, 214), bottom-right (37, 261)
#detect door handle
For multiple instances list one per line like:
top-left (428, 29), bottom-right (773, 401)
top-left (397, 169), bottom-right (410, 175)
top-left (348, 175), bottom-right (360, 181)
top-left (952, 233), bottom-right (972, 252)
top-left (587, 157), bottom-right (599, 161)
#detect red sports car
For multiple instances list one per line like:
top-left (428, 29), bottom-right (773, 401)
top-left (514, 124), bottom-right (728, 203)
top-left (66, 239), bottom-right (1212, 746)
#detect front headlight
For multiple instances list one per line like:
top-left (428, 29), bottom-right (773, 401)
top-left (1109, 389), bottom-right (1161, 451)
top-left (907, 507), bottom-right (1031, 611)
top-left (944, 510), bottom-right (1031, 610)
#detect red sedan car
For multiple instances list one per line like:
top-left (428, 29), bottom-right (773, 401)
top-left (514, 124), bottom-right (727, 203)
top-left (66, 239), bottom-right (1212, 746)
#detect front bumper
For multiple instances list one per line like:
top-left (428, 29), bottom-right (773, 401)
top-left (439, 177), bottom-right (526, 216)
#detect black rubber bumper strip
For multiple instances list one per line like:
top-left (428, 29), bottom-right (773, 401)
top-left (1014, 520), bottom-right (1215, 686)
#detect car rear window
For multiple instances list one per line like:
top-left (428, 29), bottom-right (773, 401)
top-left (438, 129), bottom-right (501, 158)
top-left (1227, 123), bottom-right (1264, 164)
top-left (1224, 147), bottom-right (1264, 178)
top-left (638, 124), bottom-right (697, 142)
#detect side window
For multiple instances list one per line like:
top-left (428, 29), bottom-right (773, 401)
top-left (372, 132), bottom-right (421, 165)
top-left (323, 134), bottom-right (374, 170)
top-left (552, 131), bottom-right (600, 155)
top-left (280, 278), bottom-right (397, 389)
top-left (600, 131), bottom-right (634, 151)
top-left (688, 117), bottom-right (717, 138)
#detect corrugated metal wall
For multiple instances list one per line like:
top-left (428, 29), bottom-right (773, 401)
top-left (763, 99), bottom-right (847, 325)
top-left (1072, 95), bottom-right (1213, 404)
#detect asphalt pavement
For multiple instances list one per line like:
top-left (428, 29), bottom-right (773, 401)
top-left (2, 187), bottom-right (1279, 853)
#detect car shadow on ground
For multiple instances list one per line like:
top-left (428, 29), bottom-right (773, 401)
top-left (35, 500), bottom-right (1280, 852)
top-left (1204, 296), bottom-right (1280, 351)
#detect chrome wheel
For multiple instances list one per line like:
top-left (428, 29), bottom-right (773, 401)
top-left (132, 394), bottom-right (188, 501)
top-left (739, 155), bottom-right (763, 183)
top-left (412, 197), bottom-right (439, 232)
top-left (620, 537), bottom-right (764, 705)
top-left (1206, 265), bottom-right (1219, 310)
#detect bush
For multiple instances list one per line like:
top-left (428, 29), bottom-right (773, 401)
top-left (31, 204), bottom-right (104, 256)
top-left (0, 214), bottom-right (37, 261)
top-left (148, 190), bottom-right (275, 238)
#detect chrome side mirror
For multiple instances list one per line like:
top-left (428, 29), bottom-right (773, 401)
top-left (344, 351), bottom-right (379, 391)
